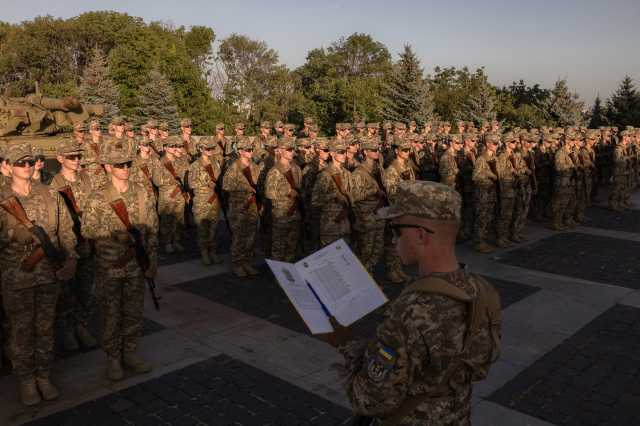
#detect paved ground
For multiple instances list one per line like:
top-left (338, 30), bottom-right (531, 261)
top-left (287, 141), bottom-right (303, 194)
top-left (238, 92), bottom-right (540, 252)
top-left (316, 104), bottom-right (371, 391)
top-left (1, 189), bottom-right (639, 426)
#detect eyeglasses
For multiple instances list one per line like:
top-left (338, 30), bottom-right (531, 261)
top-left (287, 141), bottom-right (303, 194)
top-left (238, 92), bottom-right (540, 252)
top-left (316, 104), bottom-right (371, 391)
top-left (389, 223), bottom-right (435, 239)
top-left (65, 154), bottom-right (82, 161)
top-left (167, 144), bottom-right (182, 149)
top-left (320, 149), bottom-right (330, 153)
top-left (399, 148), bottom-right (411, 153)
top-left (283, 147), bottom-right (295, 152)
top-left (112, 161), bottom-right (133, 169)
top-left (335, 150), bottom-right (346, 155)
top-left (241, 148), bottom-right (254, 153)
top-left (13, 159), bottom-right (36, 168)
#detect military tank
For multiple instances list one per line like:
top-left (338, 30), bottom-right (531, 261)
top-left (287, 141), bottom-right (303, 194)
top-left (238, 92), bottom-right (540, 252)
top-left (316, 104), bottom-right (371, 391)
top-left (0, 92), bottom-right (104, 158)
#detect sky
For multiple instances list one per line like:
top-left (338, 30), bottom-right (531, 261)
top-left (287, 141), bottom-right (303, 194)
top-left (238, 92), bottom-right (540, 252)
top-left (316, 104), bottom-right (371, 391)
top-left (2, 0), bottom-right (640, 105)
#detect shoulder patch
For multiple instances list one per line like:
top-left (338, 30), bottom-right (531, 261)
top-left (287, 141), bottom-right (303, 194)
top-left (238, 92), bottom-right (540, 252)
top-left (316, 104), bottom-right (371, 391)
top-left (366, 344), bottom-right (397, 384)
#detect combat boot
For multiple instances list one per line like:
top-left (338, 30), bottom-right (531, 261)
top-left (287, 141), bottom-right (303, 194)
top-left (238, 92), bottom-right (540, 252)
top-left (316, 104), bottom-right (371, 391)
top-left (165, 244), bottom-right (175, 255)
top-left (122, 352), bottom-right (152, 374)
top-left (546, 222), bottom-right (566, 231)
top-left (564, 219), bottom-right (577, 229)
top-left (76, 325), bottom-right (97, 349)
top-left (106, 357), bottom-right (124, 381)
top-left (473, 242), bottom-right (495, 254)
top-left (232, 264), bottom-right (248, 278)
top-left (173, 241), bottom-right (185, 253)
top-left (496, 238), bottom-right (512, 248)
top-left (63, 329), bottom-right (79, 352)
top-left (200, 249), bottom-right (212, 265)
top-left (209, 247), bottom-right (223, 264)
top-left (20, 376), bottom-right (41, 406)
top-left (244, 264), bottom-right (259, 276)
top-left (35, 371), bottom-right (60, 401)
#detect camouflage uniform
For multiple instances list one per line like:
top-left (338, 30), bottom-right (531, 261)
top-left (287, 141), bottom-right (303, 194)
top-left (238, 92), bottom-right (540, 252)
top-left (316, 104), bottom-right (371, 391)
top-left (471, 140), bottom-right (498, 252)
top-left (82, 144), bottom-right (158, 375)
top-left (338, 182), bottom-right (497, 426)
top-left (495, 146), bottom-right (516, 246)
top-left (420, 137), bottom-right (440, 181)
top-left (459, 144), bottom-right (477, 240)
top-left (152, 138), bottom-right (189, 251)
top-left (222, 137), bottom-right (262, 275)
top-left (188, 139), bottom-right (223, 265)
top-left (131, 148), bottom-right (159, 200)
top-left (310, 140), bottom-right (352, 247)
top-left (351, 143), bottom-right (386, 272)
top-left (0, 144), bottom-right (77, 403)
top-left (550, 139), bottom-right (578, 229)
top-left (532, 140), bottom-right (554, 220)
top-left (264, 137), bottom-right (303, 262)
top-left (50, 140), bottom-right (97, 350)
top-left (256, 134), bottom-right (278, 258)
top-left (438, 145), bottom-right (460, 189)
top-left (383, 140), bottom-right (415, 281)
top-left (302, 138), bottom-right (329, 254)
top-left (608, 134), bottom-right (630, 211)
top-left (511, 150), bottom-right (533, 241)
top-left (81, 140), bottom-right (109, 190)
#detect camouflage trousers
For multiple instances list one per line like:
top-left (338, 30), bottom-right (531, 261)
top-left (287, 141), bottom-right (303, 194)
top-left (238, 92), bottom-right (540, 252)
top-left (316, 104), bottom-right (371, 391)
top-left (355, 215), bottom-right (385, 272)
top-left (304, 209), bottom-right (321, 255)
top-left (472, 185), bottom-right (497, 245)
top-left (158, 197), bottom-right (186, 247)
top-left (574, 177), bottom-right (588, 221)
top-left (261, 205), bottom-right (273, 259)
top-left (229, 211), bottom-right (258, 267)
top-left (609, 173), bottom-right (629, 208)
top-left (551, 181), bottom-right (577, 225)
top-left (271, 211), bottom-right (301, 262)
top-left (319, 208), bottom-right (351, 248)
top-left (96, 272), bottom-right (144, 358)
top-left (1, 281), bottom-right (59, 377)
top-left (496, 194), bottom-right (515, 242)
top-left (512, 183), bottom-right (532, 238)
top-left (585, 172), bottom-right (594, 206)
top-left (193, 199), bottom-right (220, 254)
top-left (58, 256), bottom-right (95, 332)
top-left (531, 181), bottom-right (552, 220)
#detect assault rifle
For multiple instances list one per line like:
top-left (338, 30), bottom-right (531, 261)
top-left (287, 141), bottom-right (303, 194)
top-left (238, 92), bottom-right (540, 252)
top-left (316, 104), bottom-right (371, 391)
top-left (162, 159), bottom-right (190, 202)
top-left (109, 199), bottom-right (161, 310)
top-left (58, 186), bottom-right (84, 243)
top-left (0, 196), bottom-right (65, 271)
top-left (241, 166), bottom-right (262, 212)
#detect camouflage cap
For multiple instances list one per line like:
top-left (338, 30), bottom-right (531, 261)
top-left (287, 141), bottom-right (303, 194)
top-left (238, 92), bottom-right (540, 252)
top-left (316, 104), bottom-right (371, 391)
top-left (502, 132), bottom-right (518, 143)
top-left (585, 130), bottom-right (600, 140)
top-left (265, 136), bottom-right (279, 148)
top-left (146, 119), bottom-right (158, 128)
top-left (484, 134), bottom-right (500, 145)
top-left (564, 129), bottom-right (580, 140)
top-left (283, 123), bottom-right (296, 130)
top-left (277, 136), bottom-right (296, 149)
top-left (57, 139), bottom-right (83, 156)
top-left (330, 138), bottom-right (347, 151)
top-left (377, 181), bottom-right (461, 222)
top-left (355, 121), bottom-right (366, 129)
top-left (197, 136), bottom-right (222, 153)
top-left (303, 116), bottom-right (315, 125)
top-left (235, 136), bottom-right (253, 150)
top-left (441, 121), bottom-right (451, 127)
top-left (274, 120), bottom-right (284, 128)
top-left (234, 122), bottom-right (245, 130)
top-left (296, 137), bottom-right (312, 148)
top-left (621, 130), bottom-right (635, 137)
top-left (424, 132), bottom-right (438, 142)
top-left (367, 122), bottom-right (380, 129)
top-left (462, 133), bottom-right (477, 141)
top-left (180, 118), bottom-right (192, 128)
top-left (308, 124), bottom-right (320, 133)
top-left (124, 121), bottom-right (135, 132)
top-left (382, 121), bottom-right (393, 130)
top-left (162, 135), bottom-right (183, 149)
top-left (158, 121), bottom-right (170, 131)
top-left (449, 134), bottom-right (462, 144)
top-left (393, 122), bottom-right (407, 130)
top-left (6, 143), bottom-right (33, 163)
top-left (100, 140), bottom-right (134, 165)
top-left (335, 122), bottom-right (350, 131)
top-left (111, 116), bottom-right (125, 126)
top-left (215, 122), bottom-right (225, 131)
top-left (314, 137), bottom-right (330, 150)
top-left (260, 120), bottom-right (272, 128)
top-left (360, 138), bottom-right (380, 151)
top-left (393, 136), bottom-right (412, 149)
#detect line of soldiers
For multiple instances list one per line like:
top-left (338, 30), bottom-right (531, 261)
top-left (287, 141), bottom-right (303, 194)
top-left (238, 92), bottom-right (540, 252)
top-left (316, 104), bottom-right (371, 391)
top-left (1, 114), bottom-right (638, 406)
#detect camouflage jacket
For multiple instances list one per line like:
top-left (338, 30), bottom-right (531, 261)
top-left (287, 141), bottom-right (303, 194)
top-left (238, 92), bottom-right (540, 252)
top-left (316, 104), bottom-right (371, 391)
top-left (438, 149), bottom-right (459, 189)
top-left (0, 183), bottom-right (77, 289)
top-left (310, 162), bottom-right (352, 228)
top-left (459, 149), bottom-right (476, 192)
top-left (384, 159), bottom-right (415, 201)
top-left (472, 151), bottom-right (497, 187)
top-left (351, 159), bottom-right (386, 218)
top-left (554, 145), bottom-right (577, 182)
top-left (152, 155), bottom-right (189, 203)
top-left (301, 158), bottom-right (326, 210)
top-left (222, 159), bottom-right (262, 216)
top-left (612, 144), bottom-right (627, 176)
top-left (131, 153), bottom-right (159, 198)
top-left (51, 171), bottom-right (93, 258)
top-left (511, 151), bottom-right (531, 184)
top-left (496, 151), bottom-right (516, 196)
top-left (264, 162), bottom-right (302, 218)
top-left (338, 270), bottom-right (477, 425)
top-left (82, 181), bottom-right (158, 278)
top-left (188, 157), bottom-right (221, 207)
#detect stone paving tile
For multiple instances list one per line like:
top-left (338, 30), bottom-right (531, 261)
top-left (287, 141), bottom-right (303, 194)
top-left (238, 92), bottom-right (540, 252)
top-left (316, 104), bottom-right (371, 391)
top-left (24, 354), bottom-right (352, 426)
top-left (1, 316), bottom-right (164, 378)
top-left (498, 232), bottom-right (640, 289)
top-left (178, 264), bottom-right (537, 340)
top-left (585, 206), bottom-right (640, 233)
top-left (490, 304), bottom-right (640, 426)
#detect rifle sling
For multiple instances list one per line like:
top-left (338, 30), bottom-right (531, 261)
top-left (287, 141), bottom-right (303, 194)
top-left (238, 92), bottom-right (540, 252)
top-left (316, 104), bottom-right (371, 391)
top-left (203, 163), bottom-right (219, 204)
top-left (162, 157), bottom-right (187, 199)
top-left (105, 184), bottom-right (148, 269)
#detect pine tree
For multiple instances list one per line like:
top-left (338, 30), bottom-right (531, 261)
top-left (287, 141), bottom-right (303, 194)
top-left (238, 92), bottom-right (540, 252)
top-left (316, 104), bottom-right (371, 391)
top-left (588, 95), bottom-right (607, 128)
top-left (545, 78), bottom-right (585, 126)
top-left (78, 46), bottom-right (121, 127)
top-left (605, 75), bottom-right (640, 127)
top-left (136, 67), bottom-right (180, 131)
top-left (458, 70), bottom-right (496, 124)
top-left (382, 45), bottom-right (434, 124)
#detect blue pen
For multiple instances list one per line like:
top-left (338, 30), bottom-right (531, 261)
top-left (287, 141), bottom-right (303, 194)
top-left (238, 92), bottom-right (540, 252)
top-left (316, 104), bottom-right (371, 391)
top-left (306, 281), bottom-right (331, 318)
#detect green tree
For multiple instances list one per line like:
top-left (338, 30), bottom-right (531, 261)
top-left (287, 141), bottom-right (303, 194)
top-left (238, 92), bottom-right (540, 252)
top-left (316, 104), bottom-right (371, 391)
top-left (78, 46), bottom-right (121, 126)
top-left (457, 68), bottom-right (496, 125)
top-left (136, 67), bottom-right (180, 131)
top-left (429, 66), bottom-right (475, 121)
top-left (382, 44), bottom-right (433, 124)
top-left (605, 75), bottom-right (640, 127)
top-left (588, 95), bottom-right (607, 128)
top-left (545, 78), bottom-right (585, 126)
